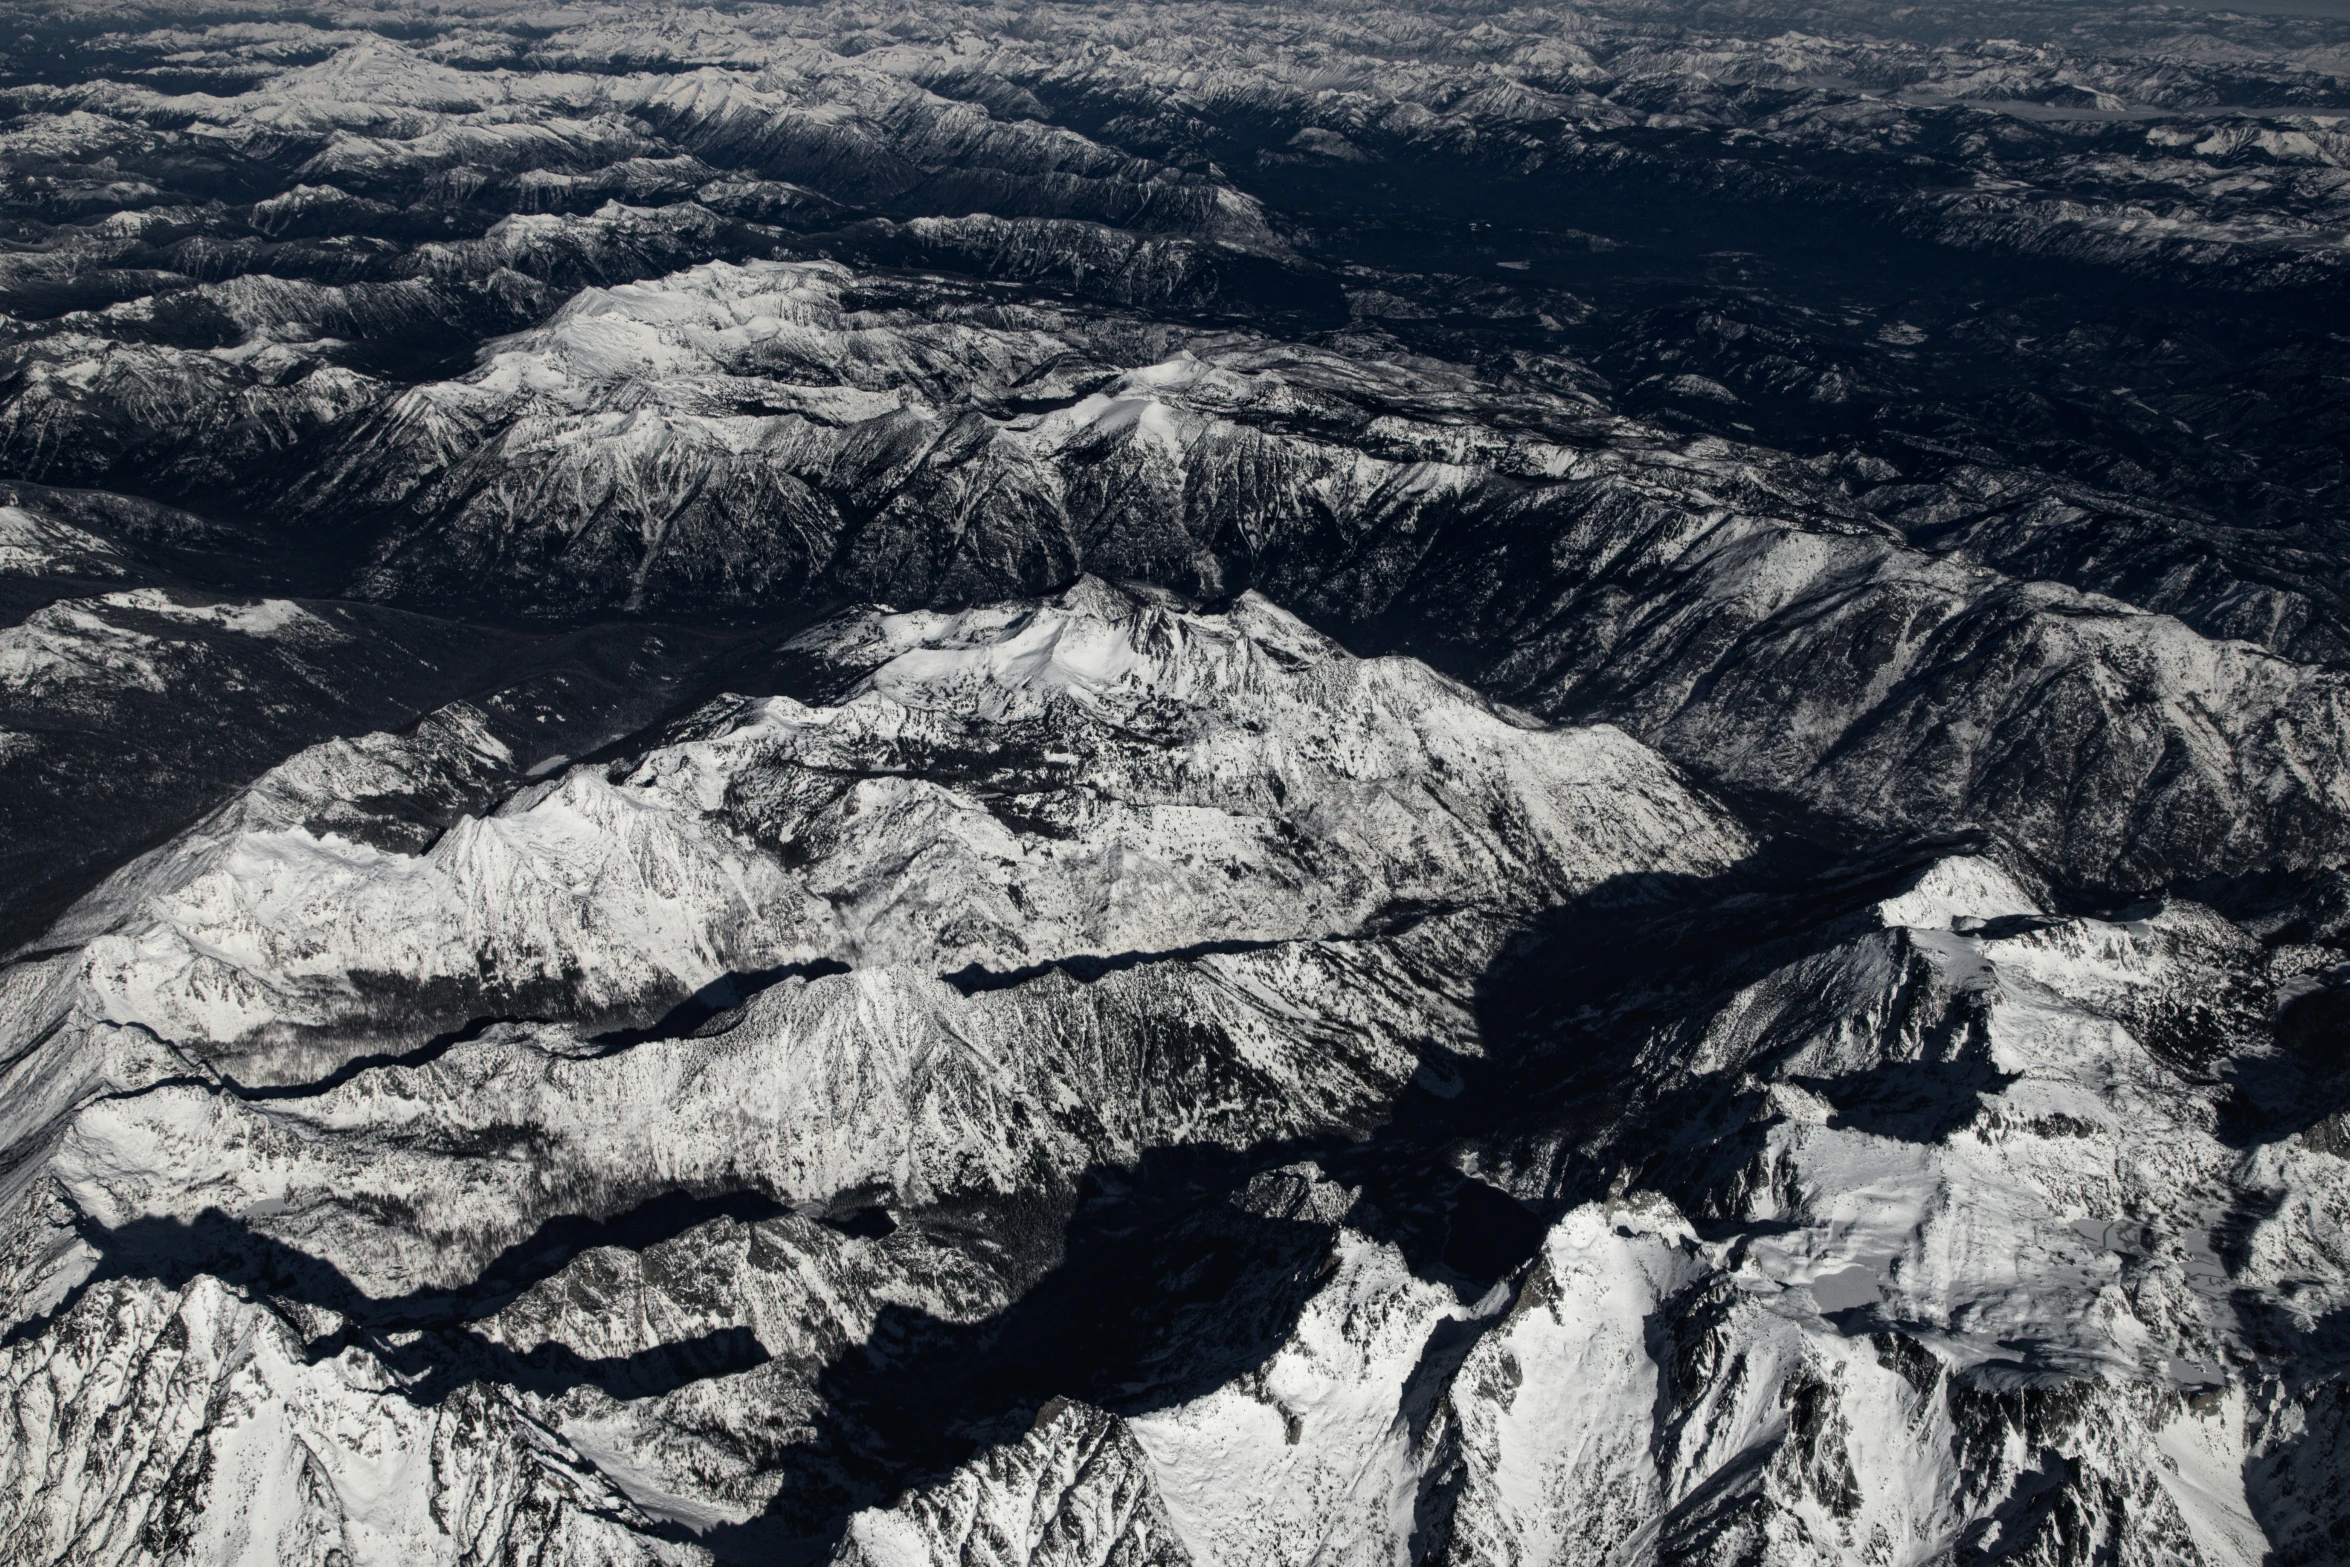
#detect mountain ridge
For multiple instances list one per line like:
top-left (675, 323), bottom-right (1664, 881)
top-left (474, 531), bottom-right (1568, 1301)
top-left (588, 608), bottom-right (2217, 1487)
top-left (3, 3), bottom-right (2350, 1563)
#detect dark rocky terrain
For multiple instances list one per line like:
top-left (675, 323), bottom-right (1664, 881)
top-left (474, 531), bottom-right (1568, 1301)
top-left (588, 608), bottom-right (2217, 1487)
top-left (3, 2), bottom-right (2350, 1563)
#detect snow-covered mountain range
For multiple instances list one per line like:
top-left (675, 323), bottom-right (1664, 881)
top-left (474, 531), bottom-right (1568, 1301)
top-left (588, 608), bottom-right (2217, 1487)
top-left (3, 1), bottom-right (2349, 1563)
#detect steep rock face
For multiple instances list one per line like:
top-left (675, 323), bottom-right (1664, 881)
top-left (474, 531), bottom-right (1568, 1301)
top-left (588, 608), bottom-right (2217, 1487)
top-left (825, 214), bottom-right (1341, 325)
top-left (0, 326), bottom-right (384, 495)
top-left (1130, 1215), bottom-right (1501, 1566)
top-left (9, 35), bottom-right (1278, 251)
top-left (829, 1402), bottom-right (1192, 1567)
top-left (0, 1268), bottom-right (699, 1567)
top-left (0, 10), bottom-right (2344, 908)
top-left (1424, 1204), bottom-right (2257, 1567)
top-left (931, 2), bottom-right (2350, 288)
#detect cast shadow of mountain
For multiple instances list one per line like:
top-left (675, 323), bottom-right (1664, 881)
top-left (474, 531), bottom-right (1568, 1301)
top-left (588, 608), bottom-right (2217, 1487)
top-left (1799, 1055), bottom-right (2017, 1142)
top-left (225, 1011), bottom-right (542, 1101)
top-left (587, 959), bottom-right (852, 1050)
top-left (686, 838), bottom-right (1973, 1562)
top-left (2220, 976), bottom-right (2350, 1151)
top-left (14, 830), bottom-right (2043, 1567)
top-left (1459, 830), bottom-right (2012, 1209)
top-left (10, 1189), bottom-right (787, 1405)
top-left (688, 1115), bottom-right (1556, 1565)
top-left (210, 961), bottom-right (856, 1110)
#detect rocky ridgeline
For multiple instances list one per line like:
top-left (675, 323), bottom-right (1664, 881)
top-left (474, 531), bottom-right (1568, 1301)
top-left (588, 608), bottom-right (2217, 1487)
top-left (1, 2), bottom-right (2349, 1564)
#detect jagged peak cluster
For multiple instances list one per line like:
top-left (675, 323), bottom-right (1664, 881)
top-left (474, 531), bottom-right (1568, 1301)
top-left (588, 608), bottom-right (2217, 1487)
top-left (12, 580), bottom-right (1738, 1079)
top-left (3, 1), bottom-right (2350, 1563)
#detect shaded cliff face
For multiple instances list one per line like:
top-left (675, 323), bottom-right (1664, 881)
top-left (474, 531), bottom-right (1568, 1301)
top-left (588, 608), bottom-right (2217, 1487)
top-left (3, 2), bottom-right (2350, 1565)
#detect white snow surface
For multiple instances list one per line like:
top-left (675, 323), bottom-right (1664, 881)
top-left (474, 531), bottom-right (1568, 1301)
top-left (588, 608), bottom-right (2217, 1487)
top-left (778, 848), bottom-right (2350, 1567)
top-left (0, 597), bottom-right (2344, 1566)
top-left (4, 10), bottom-right (2350, 1562)
top-left (26, 577), bottom-right (1743, 1076)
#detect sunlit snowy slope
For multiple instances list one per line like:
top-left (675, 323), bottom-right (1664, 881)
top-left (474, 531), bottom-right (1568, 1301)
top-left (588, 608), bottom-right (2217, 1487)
top-left (4, 0), bottom-right (2350, 1562)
